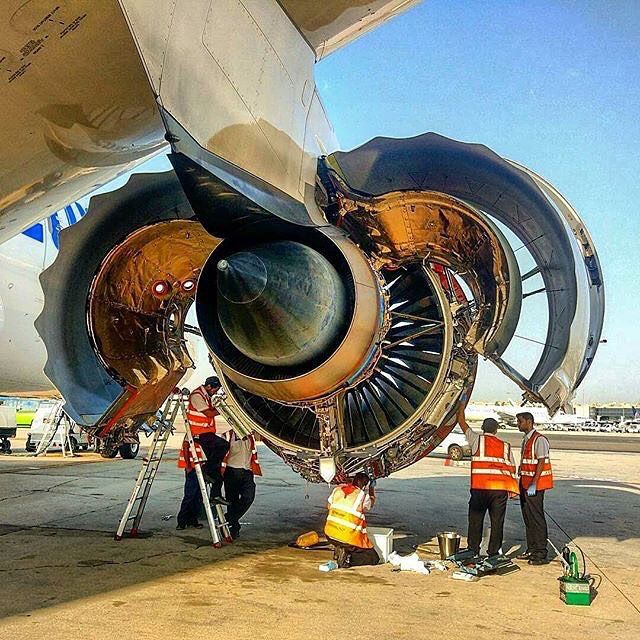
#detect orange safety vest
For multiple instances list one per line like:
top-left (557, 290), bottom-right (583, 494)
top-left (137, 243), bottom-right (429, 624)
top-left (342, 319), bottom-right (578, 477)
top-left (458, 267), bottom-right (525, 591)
top-left (187, 386), bottom-right (218, 436)
top-left (324, 484), bottom-right (373, 549)
top-left (177, 439), bottom-right (204, 472)
top-left (220, 431), bottom-right (262, 477)
top-left (520, 431), bottom-right (554, 490)
top-left (470, 434), bottom-right (519, 495)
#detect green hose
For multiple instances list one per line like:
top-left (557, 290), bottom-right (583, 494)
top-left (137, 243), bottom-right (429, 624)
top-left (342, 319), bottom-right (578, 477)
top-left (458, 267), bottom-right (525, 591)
top-left (569, 551), bottom-right (580, 579)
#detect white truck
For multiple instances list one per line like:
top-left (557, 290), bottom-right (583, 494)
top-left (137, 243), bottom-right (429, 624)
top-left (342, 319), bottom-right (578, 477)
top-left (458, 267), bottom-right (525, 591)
top-left (0, 404), bottom-right (17, 453)
top-left (25, 401), bottom-right (92, 453)
top-left (431, 427), bottom-right (472, 461)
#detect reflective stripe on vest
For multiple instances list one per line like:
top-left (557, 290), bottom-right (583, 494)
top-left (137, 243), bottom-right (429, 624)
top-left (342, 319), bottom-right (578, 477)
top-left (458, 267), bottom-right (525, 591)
top-left (324, 485), bottom-right (373, 549)
top-left (177, 439), bottom-right (205, 472)
top-left (187, 386), bottom-right (217, 436)
top-left (520, 431), bottom-right (554, 490)
top-left (470, 434), bottom-right (519, 494)
top-left (220, 432), bottom-right (263, 477)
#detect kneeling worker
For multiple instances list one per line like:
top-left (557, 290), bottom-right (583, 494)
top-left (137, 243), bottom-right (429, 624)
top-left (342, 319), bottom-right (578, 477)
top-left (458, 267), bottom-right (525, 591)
top-left (221, 431), bottom-right (262, 539)
top-left (324, 472), bottom-right (379, 568)
top-left (457, 404), bottom-right (518, 558)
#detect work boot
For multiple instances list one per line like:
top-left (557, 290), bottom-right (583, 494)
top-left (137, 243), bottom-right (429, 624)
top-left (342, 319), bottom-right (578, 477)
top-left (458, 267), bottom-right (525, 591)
top-left (334, 546), bottom-right (350, 569)
top-left (229, 526), bottom-right (241, 540)
top-left (528, 556), bottom-right (549, 566)
top-left (210, 495), bottom-right (231, 506)
top-left (516, 551), bottom-right (532, 560)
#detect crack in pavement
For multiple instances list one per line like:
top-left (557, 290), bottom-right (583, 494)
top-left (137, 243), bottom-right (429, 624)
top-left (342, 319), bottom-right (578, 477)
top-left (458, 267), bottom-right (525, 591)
top-left (0, 549), bottom-right (185, 573)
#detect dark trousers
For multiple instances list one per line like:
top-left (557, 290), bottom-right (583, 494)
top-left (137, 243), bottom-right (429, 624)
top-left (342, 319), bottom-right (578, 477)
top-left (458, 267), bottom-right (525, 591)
top-left (198, 433), bottom-right (229, 498)
top-left (467, 489), bottom-right (508, 557)
top-left (328, 537), bottom-right (380, 567)
top-left (177, 470), bottom-right (202, 527)
top-left (519, 484), bottom-right (548, 558)
top-left (223, 467), bottom-right (256, 532)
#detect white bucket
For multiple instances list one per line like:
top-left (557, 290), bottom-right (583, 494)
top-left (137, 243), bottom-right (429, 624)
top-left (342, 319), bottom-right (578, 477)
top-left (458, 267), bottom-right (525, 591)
top-left (368, 527), bottom-right (394, 563)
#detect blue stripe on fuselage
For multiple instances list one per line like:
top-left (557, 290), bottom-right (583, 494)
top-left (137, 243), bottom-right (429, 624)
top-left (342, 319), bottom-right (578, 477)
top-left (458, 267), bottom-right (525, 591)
top-left (21, 202), bottom-right (85, 245)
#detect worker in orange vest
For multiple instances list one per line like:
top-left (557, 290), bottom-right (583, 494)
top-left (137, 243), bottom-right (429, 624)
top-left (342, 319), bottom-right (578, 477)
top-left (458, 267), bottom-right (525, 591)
top-left (220, 431), bottom-right (262, 539)
top-left (185, 376), bottom-right (230, 502)
top-left (176, 376), bottom-right (230, 530)
top-left (457, 404), bottom-right (518, 558)
top-left (516, 411), bottom-right (553, 565)
top-left (324, 472), bottom-right (379, 568)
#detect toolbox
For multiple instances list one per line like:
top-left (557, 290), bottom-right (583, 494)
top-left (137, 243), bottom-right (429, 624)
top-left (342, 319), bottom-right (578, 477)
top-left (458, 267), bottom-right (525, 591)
top-left (559, 577), bottom-right (591, 606)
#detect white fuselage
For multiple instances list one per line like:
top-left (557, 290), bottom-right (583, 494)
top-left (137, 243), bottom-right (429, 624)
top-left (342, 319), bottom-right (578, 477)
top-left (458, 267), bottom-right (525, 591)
top-left (0, 213), bottom-right (69, 394)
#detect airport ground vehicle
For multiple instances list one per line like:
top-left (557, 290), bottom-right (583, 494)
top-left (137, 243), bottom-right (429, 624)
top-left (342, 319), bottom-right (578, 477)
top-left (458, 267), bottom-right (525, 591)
top-left (26, 402), bottom-right (140, 458)
top-left (25, 402), bottom-right (91, 453)
top-left (431, 429), bottom-right (472, 461)
top-left (0, 404), bottom-right (17, 453)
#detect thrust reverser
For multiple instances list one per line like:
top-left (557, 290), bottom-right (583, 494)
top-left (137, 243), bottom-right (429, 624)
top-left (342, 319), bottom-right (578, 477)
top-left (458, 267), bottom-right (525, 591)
top-left (36, 133), bottom-right (604, 482)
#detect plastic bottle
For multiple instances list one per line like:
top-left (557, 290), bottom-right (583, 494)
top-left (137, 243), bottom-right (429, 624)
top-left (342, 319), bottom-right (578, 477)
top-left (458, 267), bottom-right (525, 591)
top-left (319, 560), bottom-right (338, 572)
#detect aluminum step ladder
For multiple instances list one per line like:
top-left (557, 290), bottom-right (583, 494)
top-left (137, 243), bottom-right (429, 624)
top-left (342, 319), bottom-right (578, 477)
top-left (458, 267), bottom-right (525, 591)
top-left (115, 390), bottom-right (232, 547)
top-left (31, 401), bottom-right (77, 457)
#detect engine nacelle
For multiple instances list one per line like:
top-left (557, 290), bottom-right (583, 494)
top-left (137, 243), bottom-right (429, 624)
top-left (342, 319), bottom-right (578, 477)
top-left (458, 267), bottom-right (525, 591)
top-left (36, 133), bottom-right (604, 482)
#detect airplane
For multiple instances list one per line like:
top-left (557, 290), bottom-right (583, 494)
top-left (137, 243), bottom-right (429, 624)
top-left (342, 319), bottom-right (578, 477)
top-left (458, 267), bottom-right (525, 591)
top-left (464, 404), bottom-right (591, 430)
top-left (0, 1), bottom-right (605, 483)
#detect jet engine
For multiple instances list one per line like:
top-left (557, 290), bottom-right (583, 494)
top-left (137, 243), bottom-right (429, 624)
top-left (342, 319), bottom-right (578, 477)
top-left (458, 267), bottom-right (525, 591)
top-left (36, 132), bottom-right (604, 482)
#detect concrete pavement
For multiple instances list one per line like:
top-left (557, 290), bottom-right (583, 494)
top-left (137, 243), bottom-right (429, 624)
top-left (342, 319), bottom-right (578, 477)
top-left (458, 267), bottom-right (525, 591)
top-left (0, 437), bottom-right (638, 639)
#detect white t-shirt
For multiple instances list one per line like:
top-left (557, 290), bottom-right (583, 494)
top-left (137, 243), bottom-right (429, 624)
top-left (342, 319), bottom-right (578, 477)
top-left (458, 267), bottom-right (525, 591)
top-left (225, 436), bottom-right (252, 471)
top-left (521, 430), bottom-right (550, 459)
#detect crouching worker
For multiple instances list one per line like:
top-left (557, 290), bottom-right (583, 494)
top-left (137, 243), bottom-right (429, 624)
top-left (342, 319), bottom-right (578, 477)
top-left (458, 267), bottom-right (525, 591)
top-left (324, 472), bottom-right (380, 568)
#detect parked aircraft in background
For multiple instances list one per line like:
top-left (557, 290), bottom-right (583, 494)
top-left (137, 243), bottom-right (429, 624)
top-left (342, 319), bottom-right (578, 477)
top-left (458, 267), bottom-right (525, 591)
top-left (465, 403), bottom-right (595, 430)
top-left (0, 1), bottom-right (604, 483)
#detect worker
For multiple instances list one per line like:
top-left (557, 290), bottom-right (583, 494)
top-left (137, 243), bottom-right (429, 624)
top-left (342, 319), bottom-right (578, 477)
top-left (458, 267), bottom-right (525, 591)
top-left (516, 411), bottom-right (553, 565)
top-left (324, 472), bottom-right (380, 568)
top-left (176, 376), bottom-right (230, 530)
top-left (456, 404), bottom-right (519, 558)
top-left (186, 375), bottom-right (230, 502)
top-left (221, 431), bottom-right (262, 539)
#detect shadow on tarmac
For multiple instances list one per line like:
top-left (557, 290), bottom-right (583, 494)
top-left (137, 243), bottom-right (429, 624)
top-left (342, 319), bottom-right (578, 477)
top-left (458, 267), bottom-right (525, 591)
top-left (0, 445), bottom-right (638, 621)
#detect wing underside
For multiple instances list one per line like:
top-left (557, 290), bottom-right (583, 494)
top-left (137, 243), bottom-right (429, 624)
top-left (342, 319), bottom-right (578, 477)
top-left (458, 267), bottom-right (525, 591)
top-left (0, 0), bottom-right (165, 243)
top-left (277, 1), bottom-right (421, 59)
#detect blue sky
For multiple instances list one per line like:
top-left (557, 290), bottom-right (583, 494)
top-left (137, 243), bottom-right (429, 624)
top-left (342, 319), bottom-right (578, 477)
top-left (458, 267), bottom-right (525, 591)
top-left (109, 1), bottom-right (637, 403)
top-left (311, 0), bottom-right (639, 404)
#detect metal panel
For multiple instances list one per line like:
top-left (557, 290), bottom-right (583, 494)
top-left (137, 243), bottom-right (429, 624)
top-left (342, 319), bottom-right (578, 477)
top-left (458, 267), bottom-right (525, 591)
top-left (0, 0), bottom-right (165, 242)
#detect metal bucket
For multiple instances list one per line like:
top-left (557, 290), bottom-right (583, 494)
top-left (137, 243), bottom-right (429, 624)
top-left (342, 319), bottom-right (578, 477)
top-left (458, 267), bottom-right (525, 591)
top-left (437, 531), bottom-right (461, 559)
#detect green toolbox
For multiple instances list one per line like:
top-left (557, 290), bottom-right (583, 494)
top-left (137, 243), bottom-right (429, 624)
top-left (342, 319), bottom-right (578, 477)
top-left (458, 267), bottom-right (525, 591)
top-left (559, 548), bottom-right (592, 606)
top-left (560, 577), bottom-right (591, 606)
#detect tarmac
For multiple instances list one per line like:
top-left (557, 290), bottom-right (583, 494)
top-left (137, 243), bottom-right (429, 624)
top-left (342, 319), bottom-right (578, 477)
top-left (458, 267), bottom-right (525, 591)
top-left (0, 431), bottom-right (638, 640)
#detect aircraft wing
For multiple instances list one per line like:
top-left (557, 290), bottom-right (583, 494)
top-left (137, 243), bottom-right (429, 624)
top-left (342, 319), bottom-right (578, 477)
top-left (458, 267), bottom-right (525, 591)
top-left (0, 1), bottom-right (165, 243)
top-left (277, 1), bottom-right (421, 59)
